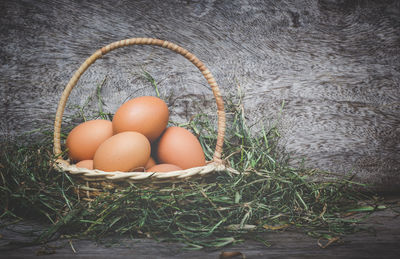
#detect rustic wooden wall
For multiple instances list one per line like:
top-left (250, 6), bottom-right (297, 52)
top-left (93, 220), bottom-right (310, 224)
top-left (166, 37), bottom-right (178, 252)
top-left (1, 0), bottom-right (399, 191)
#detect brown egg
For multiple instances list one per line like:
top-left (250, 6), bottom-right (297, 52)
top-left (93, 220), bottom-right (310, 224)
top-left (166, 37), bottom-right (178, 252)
top-left (66, 120), bottom-right (113, 162)
top-left (93, 131), bottom-right (151, 172)
top-left (156, 127), bottom-right (206, 170)
top-left (129, 157), bottom-right (156, 172)
top-left (112, 96), bottom-right (169, 142)
top-left (75, 160), bottom-right (93, 170)
top-left (147, 164), bottom-right (182, 172)
top-left (145, 157), bottom-right (156, 169)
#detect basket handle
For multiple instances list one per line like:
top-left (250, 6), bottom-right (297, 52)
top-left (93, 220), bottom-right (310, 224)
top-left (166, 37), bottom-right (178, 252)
top-left (53, 38), bottom-right (225, 164)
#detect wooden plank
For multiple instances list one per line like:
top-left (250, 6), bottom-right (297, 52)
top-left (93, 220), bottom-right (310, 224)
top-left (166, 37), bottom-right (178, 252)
top-left (1, 206), bottom-right (399, 258)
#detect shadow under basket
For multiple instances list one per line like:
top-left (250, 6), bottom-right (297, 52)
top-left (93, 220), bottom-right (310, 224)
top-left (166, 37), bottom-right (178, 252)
top-left (53, 38), bottom-right (228, 198)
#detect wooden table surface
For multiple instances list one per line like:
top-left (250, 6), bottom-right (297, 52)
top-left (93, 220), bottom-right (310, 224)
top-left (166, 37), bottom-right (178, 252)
top-left (1, 197), bottom-right (399, 259)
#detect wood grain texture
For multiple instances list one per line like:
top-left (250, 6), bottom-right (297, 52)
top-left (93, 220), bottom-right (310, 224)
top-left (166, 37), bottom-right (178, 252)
top-left (0, 0), bottom-right (399, 191)
top-left (1, 200), bottom-right (400, 258)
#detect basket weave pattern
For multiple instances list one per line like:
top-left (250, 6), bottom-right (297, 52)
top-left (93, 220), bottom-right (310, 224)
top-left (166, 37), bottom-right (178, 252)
top-left (53, 38), bottom-right (226, 183)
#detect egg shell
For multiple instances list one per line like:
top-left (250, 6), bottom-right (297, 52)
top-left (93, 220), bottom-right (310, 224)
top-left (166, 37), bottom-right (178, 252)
top-left (145, 157), bottom-right (156, 169)
top-left (75, 160), bottom-right (93, 170)
top-left (147, 163), bottom-right (182, 172)
top-left (93, 131), bottom-right (151, 172)
top-left (112, 96), bottom-right (169, 142)
top-left (66, 120), bottom-right (113, 162)
top-left (156, 126), bottom-right (206, 170)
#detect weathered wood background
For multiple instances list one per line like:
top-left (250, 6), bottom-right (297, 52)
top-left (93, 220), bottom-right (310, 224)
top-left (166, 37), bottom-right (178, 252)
top-left (1, 0), bottom-right (399, 191)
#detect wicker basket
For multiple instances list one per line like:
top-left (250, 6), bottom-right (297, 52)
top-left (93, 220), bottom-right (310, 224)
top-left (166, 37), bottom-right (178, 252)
top-left (53, 38), bottom-right (227, 192)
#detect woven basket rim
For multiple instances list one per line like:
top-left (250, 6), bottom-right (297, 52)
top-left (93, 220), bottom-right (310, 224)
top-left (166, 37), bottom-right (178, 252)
top-left (53, 38), bottom-right (226, 182)
top-left (55, 160), bottom-right (227, 183)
